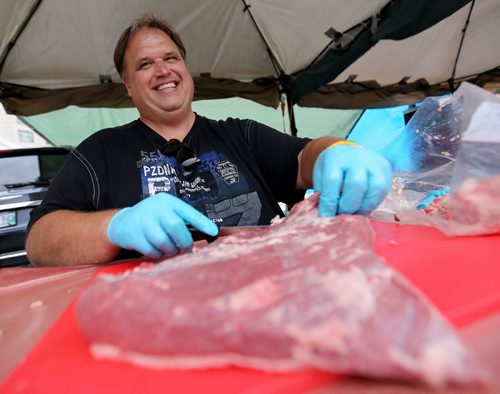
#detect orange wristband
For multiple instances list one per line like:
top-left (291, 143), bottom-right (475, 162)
top-left (327, 140), bottom-right (361, 149)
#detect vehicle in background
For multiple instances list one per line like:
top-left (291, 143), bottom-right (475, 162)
top-left (0, 147), bottom-right (70, 267)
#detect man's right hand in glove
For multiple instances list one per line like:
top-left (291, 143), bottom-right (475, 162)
top-left (107, 193), bottom-right (218, 258)
top-left (313, 141), bottom-right (393, 217)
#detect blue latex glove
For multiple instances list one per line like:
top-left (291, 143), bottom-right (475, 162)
top-left (107, 193), bottom-right (218, 258)
top-left (417, 188), bottom-right (450, 209)
top-left (313, 142), bottom-right (393, 217)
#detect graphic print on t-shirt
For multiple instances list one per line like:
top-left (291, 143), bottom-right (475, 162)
top-left (214, 160), bottom-right (239, 185)
top-left (139, 149), bottom-right (262, 226)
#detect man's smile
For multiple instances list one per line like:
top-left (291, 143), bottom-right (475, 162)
top-left (155, 81), bottom-right (178, 92)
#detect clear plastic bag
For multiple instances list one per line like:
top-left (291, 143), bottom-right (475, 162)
top-left (370, 93), bottom-right (461, 222)
top-left (451, 83), bottom-right (500, 188)
top-left (371, 82), bottom-right (500, 236)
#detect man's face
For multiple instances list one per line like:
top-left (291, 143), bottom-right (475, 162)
top-left (122, 28), bottom-right (194, 122)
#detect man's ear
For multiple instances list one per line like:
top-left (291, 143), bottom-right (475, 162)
top-left (123, 76), bottom-right (132, 97)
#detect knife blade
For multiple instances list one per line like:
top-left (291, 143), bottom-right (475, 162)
top-left (187, 225), bottom-right (267, 243)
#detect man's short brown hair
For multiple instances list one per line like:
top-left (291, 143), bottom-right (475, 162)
top-left (113, 15), bottom-right (187, 78)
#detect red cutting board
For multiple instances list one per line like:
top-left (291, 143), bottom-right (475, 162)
top-left (372, 221), bottom-right (500, 326)
top-left (2, 222), bottom-right (500, 394)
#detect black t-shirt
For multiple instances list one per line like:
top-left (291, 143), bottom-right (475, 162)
top-left (29, 114), bottom-right (310, 232)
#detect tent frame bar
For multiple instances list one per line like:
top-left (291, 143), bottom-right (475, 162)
top-left (0, 0), bottom-right (43, 74)
top-left (240, 0), bottom-right (298, 136)
top-left (240, 0), bottom-right (283, 78)
top-left (449, 0), bottom-right (475, 90)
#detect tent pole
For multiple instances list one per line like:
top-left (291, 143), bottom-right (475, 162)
top-left (285, 89), bottom-right (298, 137)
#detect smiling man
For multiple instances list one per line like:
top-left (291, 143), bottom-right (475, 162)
top-left (25, 15), bottom-right (392, 266)
top-left (119, 26), bottom-right (195, 138)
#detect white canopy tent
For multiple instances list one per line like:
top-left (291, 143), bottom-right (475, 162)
top-left (1, 0), bottom-right (499, 136)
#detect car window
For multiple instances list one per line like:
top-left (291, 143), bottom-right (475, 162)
top-left (38, 153), bottom-right (68, 182)
top-left (1, 156), bottom-right (39, 191)
top-left (0, 151), bottom-right (69, 192)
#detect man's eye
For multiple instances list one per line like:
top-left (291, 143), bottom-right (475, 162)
top-left (166, 55), bottom-right (177, 62)
top-left (139, 62), bottom-right (151, 69)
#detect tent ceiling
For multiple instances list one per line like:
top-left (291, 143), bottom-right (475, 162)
top-left (1, 0), bottom-right (499, 116)
top-left (333, 0), bottom-right (500, 87)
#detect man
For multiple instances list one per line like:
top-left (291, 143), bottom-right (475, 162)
top-left (26, 16), bottom-right (392, 266)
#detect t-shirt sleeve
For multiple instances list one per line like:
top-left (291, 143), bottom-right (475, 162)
top-left (27, 138), bottom-right (105, 232)
top-left (242, 120), bottom-right (311, 206)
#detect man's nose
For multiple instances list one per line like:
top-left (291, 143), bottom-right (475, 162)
top-left (154, 60), bottom-right (171, 75)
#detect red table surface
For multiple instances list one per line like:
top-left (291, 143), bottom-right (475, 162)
top-left (2, 222), bottom-right (500, 394)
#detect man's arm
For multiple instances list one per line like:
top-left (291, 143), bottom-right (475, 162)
top-left (26, 210), bottom-right (120, 267)
top-left (296, 136), bottom-right (342, 189)
top-left (26, 193), bottom-right (219, 267)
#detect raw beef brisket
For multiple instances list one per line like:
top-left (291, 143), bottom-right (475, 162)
top-left (75, 194), bottom-right (489, 388)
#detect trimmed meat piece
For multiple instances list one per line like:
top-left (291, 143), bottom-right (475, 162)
top-left (423, 195), bottom-right (451, 219)
top-left (448, 175), bottom-right (500, 232)
top-left (75, 194), bottom-right (490, 388)
top-left (422, 175), bottom-right (500, 235)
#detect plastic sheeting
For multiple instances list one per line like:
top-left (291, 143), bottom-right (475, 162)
top-left (0, 265), bottom-right (98, 381)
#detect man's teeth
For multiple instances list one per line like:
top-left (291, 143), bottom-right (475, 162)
top-left (157, 82), bottom-right (176, 91)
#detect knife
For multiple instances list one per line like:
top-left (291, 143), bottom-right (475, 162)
top-left (187, 225), bottom-right (267, 243)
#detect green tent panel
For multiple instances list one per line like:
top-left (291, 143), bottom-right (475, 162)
top-left (21, 98), bottom-right (361, 148)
